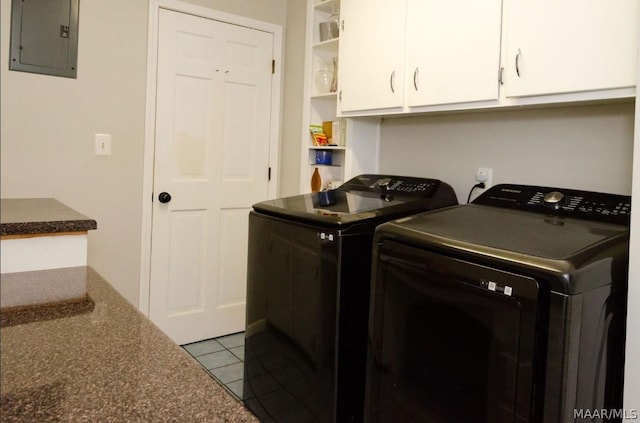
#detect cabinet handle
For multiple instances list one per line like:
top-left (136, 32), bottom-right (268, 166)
top-left (499, 67), bottom-right (504, 85)
top-left (515, 48), bottom-right (522, 77)
top-left (413, 68), bottom-right (419, 91)
top-left (390, 71), bottom-right (396, 93)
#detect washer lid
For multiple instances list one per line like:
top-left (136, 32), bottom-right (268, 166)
top-left (254, 190), bottom-right (431, 227)
top-left (387, 204), bottom-right (629, 261)
top-left (252, 174), bottom-right (455, 228)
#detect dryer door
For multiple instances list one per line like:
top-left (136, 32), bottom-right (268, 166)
top-left (366, 240), bottom-right (543, 423)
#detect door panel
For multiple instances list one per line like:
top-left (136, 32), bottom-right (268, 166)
top-left (366, 240), bottom-right (541, 422)
top-left (244, 213), bottom-right (336, 422)
top-left (174, 76), bottom-right (209, 177)
top-left (167, 210), bottom-right (206, 314)
top-left (339, 0), bottom-right (406, 112)
top-left (220, 27), bottom-right (273, 205)
top-left (406, 0), bottom-right (502, 107)
top-left (150, 9), bottom-right (273, 345)
top-left (504, 0), bottom-right (639, 97)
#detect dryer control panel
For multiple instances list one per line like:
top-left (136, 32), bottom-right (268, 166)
top-left (339, 174), bottom-right (440, 197)
top-left (473, 184), bottom-right (631, 225)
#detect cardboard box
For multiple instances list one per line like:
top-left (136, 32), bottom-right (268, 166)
top-left (322, 121), bottom-right (333, 142)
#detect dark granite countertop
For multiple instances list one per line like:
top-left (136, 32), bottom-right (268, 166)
top-left (1, 198), bottom-right (97, 236)
top-left (0, 268), bottom-right (258, 422)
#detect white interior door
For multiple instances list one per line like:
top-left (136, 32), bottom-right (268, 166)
top-left (150, 9), bottom-right (274, 345)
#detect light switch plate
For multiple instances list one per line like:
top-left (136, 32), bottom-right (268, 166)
top-left (95, 133), bottom-right (112, 156)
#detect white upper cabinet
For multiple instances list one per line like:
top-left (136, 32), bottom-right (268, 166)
top-left (504, 0), bottom-right (639, 97)
top-left (339, 0), bottom-right (407, 112)
top-left (406, 0), bottom-right (502, 107)
top-left (337, 0), bottom-right (638, 116)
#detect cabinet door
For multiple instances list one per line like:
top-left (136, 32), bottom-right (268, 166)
top-left (505, 0), bottom-right (639, 97)
top-left (339, 0), bottom-right (407, 113)
top-left (406, 0), bottom-right (502, 107)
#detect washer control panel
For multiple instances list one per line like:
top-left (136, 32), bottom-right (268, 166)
top-left (339, 174), bottom-right (440, 197)
top-left (473, 184), bottom-right (631, 225)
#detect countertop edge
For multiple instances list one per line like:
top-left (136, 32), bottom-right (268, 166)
top-left (1, 220), bottom-right (98, 237)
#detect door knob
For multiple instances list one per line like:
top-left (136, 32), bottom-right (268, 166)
top-left (158, 192), bottom-right (172, 204)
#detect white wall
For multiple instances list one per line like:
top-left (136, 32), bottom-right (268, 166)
top-left (1, 0), bottom-right (149, 304)
top-left (1, 0), bottom-right (299, 306)
top-left (378, 102), bottom-right (635, 202)
top-left (279, 0), bottom-right (307, 197)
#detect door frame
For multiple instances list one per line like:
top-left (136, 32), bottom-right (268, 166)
top-left (139, 0), bottom-right (283, 314)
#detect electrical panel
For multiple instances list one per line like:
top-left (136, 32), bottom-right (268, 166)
top-left (9, 0), bottom-right (79, 78)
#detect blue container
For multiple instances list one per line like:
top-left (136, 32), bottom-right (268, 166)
top-left (318, 189), bottom-right (336, 206)
top-left (315, 150), bottom-right (333, 165)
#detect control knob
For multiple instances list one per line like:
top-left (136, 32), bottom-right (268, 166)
top-left (543, 191), bottom-right (565, 210)
top-left (377, 178), bottom-right (393, 191)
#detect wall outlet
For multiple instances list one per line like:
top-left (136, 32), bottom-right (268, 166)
top-left (95, 133), bottom-right (112, 156)
top-left (476, 167), bottom-right (493, 188)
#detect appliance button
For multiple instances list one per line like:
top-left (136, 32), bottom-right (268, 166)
top-left (543, 191), bottom-right (565, 210)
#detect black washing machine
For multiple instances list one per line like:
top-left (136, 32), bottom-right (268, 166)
top-left (243, 174), bottom-right (457, 422)
top-left (366, 184), bottom-right (630, 423)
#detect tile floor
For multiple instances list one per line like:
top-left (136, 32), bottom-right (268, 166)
top-left (182, 332), bottom-right (245, 401)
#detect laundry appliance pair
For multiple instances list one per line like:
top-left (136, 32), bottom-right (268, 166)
top-left (243, 176), bottom-right (630, 423)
